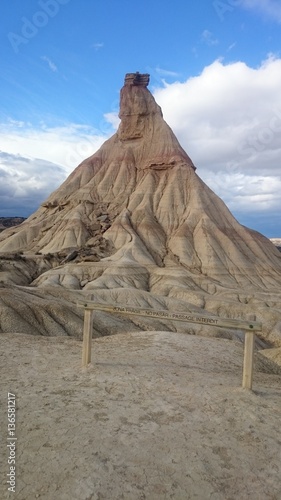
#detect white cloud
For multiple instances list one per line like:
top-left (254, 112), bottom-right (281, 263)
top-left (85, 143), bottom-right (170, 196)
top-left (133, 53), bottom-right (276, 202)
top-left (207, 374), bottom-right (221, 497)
top-left (0, 152), bottom-right (66, 216)
top-left (92, 42), bottom-right (104, 51)
top-left (153, 56), bottom-right (281, 229)
top-left (154, 67), bottom-right (180, 78)
top-left (0, 121), bottom-right (111, 173)
top-left (0, 119), bottom-right (114, 216)
top-left (104, 112), bottom-right (121, 130)
top-left (240, 0), bottom-right (281, 23)
top-left (227, 42), bottom-right (237, 52)
top-left (41, 56), bottom-right (58, 72)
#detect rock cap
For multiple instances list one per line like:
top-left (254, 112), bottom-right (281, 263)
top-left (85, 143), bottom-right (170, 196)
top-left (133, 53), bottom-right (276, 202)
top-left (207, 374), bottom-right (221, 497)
top-left (124, 72), bottom-right (150, 87)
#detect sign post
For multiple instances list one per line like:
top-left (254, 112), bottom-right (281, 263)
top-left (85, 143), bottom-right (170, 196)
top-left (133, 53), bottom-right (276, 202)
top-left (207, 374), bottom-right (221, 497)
top-left (78, 301), bottom-right (262, 388)
top-left (242, 331), bottom-right (255, 389)
top-left (81, 309), bottom-right (94, 367)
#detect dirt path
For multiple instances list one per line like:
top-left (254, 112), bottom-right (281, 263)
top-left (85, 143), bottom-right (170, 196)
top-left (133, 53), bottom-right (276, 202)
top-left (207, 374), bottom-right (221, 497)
top-left (1, 331), bottom-right (281, 500)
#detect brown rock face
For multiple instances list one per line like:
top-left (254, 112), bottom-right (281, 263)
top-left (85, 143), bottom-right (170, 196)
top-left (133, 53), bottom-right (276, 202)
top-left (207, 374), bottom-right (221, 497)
top-left (118, 72), bottom-right (194, 165)
top-left (0, 72), bottom-right (195, 255)
top-left (0, 73), bottom-right (281, 347)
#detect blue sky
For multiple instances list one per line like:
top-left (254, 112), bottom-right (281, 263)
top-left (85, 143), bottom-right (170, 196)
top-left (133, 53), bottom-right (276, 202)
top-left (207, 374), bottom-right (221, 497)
top-left (1, 0), bottom-right (281, 237)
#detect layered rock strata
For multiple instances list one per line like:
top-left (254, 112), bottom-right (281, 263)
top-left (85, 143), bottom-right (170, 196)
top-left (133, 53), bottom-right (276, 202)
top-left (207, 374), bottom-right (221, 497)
top-left (0, 73), bottom-right (281, 350)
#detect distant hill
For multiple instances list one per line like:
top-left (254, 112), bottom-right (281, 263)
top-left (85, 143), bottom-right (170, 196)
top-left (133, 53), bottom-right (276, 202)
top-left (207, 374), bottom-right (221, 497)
top-left (0, 217), bottom-right (26, 232)
top-left (270, 238), bottom-right (281, 252)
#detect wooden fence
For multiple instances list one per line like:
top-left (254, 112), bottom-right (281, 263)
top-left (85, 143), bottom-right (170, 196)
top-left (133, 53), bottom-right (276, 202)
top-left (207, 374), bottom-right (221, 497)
top-left (77, 301), bottom-right (262, 390)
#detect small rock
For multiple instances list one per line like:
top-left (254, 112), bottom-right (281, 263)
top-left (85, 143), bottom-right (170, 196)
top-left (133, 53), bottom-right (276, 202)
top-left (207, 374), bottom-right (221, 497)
top-left (97, 215), bottom-right (108, 222)
top-left (61, 250), bottom-right (78, 264)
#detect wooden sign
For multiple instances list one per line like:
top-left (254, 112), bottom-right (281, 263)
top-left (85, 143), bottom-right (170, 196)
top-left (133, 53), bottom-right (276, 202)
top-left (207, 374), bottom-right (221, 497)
top-left (78, 300), bottom-right (261, 331)
top-left (78, 300), bottom-right (262, 390)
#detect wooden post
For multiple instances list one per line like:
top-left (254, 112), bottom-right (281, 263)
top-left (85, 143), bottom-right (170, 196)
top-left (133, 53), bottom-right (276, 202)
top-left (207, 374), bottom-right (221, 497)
top-left (77, 301), bottom-right (262, 386)
top-left (81, 309), bottom-right (93, 368)
top-left (242, 331), bottom-right (255, 390)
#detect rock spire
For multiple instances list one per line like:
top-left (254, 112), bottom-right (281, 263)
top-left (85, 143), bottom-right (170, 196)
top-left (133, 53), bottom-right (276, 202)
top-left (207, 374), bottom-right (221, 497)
top-left (0, 72), bottom-right (281, 348)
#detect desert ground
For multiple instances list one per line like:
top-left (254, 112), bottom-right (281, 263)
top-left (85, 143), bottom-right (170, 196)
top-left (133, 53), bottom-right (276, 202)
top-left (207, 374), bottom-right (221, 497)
top-left (1, 330), bottom-right (281, 500)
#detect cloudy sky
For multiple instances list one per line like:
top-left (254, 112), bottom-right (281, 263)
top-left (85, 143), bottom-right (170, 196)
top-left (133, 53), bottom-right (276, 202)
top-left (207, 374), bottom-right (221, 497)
top-left (1, 0), bottom-right (281, 236)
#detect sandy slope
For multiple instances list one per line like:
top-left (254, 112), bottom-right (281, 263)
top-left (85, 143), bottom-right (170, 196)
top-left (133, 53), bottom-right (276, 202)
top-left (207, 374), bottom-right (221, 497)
top-left (1, 331), bottom-right (281, 500)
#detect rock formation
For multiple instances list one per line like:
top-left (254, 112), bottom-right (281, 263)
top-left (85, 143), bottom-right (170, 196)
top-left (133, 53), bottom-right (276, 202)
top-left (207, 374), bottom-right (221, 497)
top-left (0, 217), bottom-right (26, 232)
top-left (0, 73), bottom-right (281, 350)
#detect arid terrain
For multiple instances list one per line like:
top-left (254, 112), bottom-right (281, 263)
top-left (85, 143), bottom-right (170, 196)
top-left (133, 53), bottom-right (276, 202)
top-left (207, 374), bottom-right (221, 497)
top-left (0, 74), bottom-right (281, 351)
top-left (1, 331), bottom-right (281, 500)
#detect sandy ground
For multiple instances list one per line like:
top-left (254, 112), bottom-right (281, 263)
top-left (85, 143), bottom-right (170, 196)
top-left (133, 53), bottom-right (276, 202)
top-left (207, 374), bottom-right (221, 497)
top-left (1, 331), bottom-right (281, 500)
